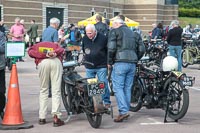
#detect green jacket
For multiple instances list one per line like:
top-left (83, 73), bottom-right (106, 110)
top-left (27, 24), bottom-right (38, 38)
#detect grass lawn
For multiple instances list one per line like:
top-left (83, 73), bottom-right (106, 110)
top-left (179, 17), bottom-right (200, 28)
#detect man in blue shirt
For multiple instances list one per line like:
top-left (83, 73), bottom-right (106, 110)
top-left (42, 18), bottom-right (60, 43)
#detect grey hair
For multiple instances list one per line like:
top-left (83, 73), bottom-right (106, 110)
top-left (170, 20), bottom-right (179, 26)
top-left (50, 17), bottom-right (60, 24)
top-left (113, 18), bottom-right (124, 24)
top-left (85, 24), bottom-right (96, 32)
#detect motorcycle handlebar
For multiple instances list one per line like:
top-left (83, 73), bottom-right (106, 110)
top-left (81, 60), bottom-right (94, 66)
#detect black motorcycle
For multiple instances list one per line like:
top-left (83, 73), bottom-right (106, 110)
top-left (145, 39), bottom-right (168, 68)
top-left (61, 49), bottom-right (113, 128)
top-left (130, 60), bottom-right (195, 122)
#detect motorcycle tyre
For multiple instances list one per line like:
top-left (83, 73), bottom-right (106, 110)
top-left (181, 50), bottom-right (189, 68)
top-left (130, 79), bottom-right (143, 112)
top-left (61, 80), bottom-right (72, 115)
top-left (86, 113), bottom-right (102, 128)
top-left (165, 77), bottom-right (189, 121)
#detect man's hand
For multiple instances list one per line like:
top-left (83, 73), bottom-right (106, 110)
top-left (107, 64), bottom-right (112, 69)
top-left (46, 51), bottom-right (57, 58)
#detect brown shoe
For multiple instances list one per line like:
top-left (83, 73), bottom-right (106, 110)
top-left (114, 114), bottom-right (130, 122)
top-left (53, 115), bottom-right (65, 127)
top-left (38, 119), bottom-right (46, 125)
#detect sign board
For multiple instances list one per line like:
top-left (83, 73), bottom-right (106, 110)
top-left (6, 42), bottom-right (25, 57)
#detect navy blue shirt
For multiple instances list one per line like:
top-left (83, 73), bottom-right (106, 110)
top-left (42, 26), bottom-right (58, 42)
top-left (82, 32), bottom-right (108, 69)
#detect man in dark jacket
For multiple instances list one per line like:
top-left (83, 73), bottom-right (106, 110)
top-left (95, 14), bottom-right (108, 36)
top-left (27, 19), bottom-right (38, 47)
top-left (82, 24), bottom-right (111, 108)
top-left (108, 18), bottom-right (145, 122)
top-left (167, 20), bottom-right (183, 71)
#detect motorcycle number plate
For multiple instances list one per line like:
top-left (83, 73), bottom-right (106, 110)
top-left (182, 76), bottom-right (194, 87)
top-left (87, 82), bottom-right (105, 97)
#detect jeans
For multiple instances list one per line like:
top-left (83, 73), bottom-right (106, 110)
top-left (168, 45), bottom-right (182, 71)
top-left (86, 68), bottom-right (111, 105)
top-left (111, 62), bottom-right (136, 115)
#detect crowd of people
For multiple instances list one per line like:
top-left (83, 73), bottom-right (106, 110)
top-left (0, 13), bottom-right (196, 127)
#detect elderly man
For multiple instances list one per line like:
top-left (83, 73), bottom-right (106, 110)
top-left (28, 41), bottom-right (65, 127)
top-left (82, 24), bottom-right (111, 108)
top-left (108, 18), bottom-right (145, 122)
top-left (42, 17), bottom-right (60, 98)
top-left (167, 20), bottom-right (183, 71)
top-left (42, 17), bottom-right (60, 43)
top-left (10, 17), bottom-right (25, 62)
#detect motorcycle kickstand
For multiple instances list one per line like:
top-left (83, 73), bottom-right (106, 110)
top-left (164, 99), bottom-right (169, 123)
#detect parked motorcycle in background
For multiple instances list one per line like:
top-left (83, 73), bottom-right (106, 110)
top-left (182, 33), bottom-right (200, 68)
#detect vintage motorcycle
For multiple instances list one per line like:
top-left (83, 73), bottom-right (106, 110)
top-left (144, 39), bottom-right (168, 68)
top-left (130, 57), bottom-right (195, 122)
top-left (182, 38), bottom-right (200, 68)
top-left (61, 46), bottom-right (113, 128)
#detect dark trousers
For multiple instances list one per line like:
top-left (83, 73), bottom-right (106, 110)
top-left (0, 69), bottom-right (6, 112)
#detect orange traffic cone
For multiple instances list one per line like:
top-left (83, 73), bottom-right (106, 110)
top-left (0, 64), bottom-right (33, 130)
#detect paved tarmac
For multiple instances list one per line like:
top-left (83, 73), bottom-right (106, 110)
top-left (0, 55), bottom-right (200, 133)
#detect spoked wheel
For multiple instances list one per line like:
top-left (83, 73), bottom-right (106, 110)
top-left (85, 96), bottom-right (102, 128)
top-left (165, 77), bottom-right (189, 121)
top-left (182, 50), bottom-right (189, 68)
top-left (61, 80), bottom-right (74, 115)
top-left (130, 79), bottom-right (143, 112)
top-left (86, 113), bottom-right (102, 128)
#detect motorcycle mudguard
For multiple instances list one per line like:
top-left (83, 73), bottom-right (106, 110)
top-left (87, 78), bottom-right (105, 113)
top-left (185, 49), bottom-right (193, 64)
top-left (63, 72), bottom-right (82, 85)
top-left (92, 95), bottom-right (105, 113)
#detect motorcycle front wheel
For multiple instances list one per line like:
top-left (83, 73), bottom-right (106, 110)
top-left (165, 77), bottom-right (189, 121)
top-left (181, 50), bottom-right (189, 68)
top-left (61, 80), bottom-right (73, 115)
top-left (130, 78), bottom-right (143, 112)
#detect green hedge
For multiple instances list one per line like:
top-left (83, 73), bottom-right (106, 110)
top-left (179, 8), bottom-right (200, 17)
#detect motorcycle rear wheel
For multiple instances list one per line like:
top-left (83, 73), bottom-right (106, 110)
top-left (86, 113), bottom-right (102, 128)
top-left (165, 77), bottom-right (189, 121)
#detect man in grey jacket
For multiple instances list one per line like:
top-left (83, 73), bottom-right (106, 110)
top-left (0, 31), bottom-right (6, 119)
